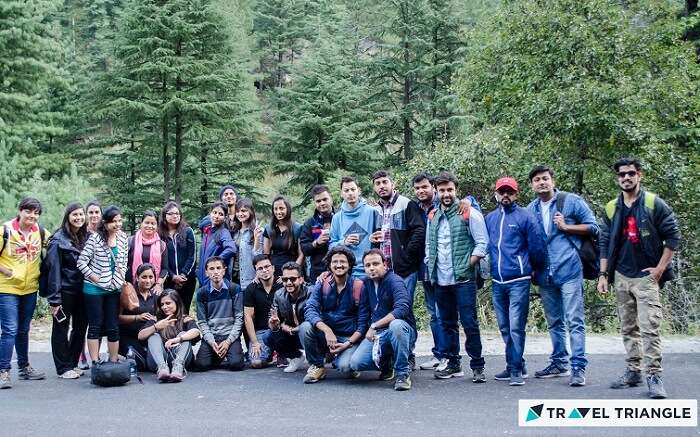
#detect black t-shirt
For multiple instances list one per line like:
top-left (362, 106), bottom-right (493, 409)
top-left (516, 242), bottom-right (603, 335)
top-left (119, 292), bottom-right (156, 339)
top-left (616, 200), bottom-right (653, 278)
top-left (243, 281), bottom-right (282, 331)
top-left (263, 225), bottom-right (299, 277)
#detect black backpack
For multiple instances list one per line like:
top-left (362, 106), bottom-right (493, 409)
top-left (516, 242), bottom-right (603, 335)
top-left (556, 193), bottom-right (599, 280)
top-left (90, 361), bottom-right (131, 387)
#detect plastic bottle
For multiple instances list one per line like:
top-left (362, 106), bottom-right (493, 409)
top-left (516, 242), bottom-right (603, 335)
top-left (126, 346), bottom-right (137, 378)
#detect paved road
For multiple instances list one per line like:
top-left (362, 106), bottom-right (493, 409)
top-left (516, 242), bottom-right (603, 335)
top-left (4, 353), bottom-right (699, 437)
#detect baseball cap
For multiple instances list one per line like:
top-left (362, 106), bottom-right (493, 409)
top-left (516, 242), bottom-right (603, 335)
top-left (495, 177), bottom-right (519, 192)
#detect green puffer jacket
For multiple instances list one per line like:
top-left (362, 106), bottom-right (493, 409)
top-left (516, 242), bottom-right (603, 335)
top-left (426, 203), bottom-right (475, 284)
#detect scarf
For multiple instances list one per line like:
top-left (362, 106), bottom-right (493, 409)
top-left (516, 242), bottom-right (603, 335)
top-left (131, 230), bottom-right (163, 279)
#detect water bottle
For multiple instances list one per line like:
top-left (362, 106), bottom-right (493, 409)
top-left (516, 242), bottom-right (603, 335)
top-left (126, 346), bottom-right (137, 378)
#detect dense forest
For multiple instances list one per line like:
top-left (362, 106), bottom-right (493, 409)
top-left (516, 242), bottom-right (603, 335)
top-left (1, 0), bottom-right (698, 332)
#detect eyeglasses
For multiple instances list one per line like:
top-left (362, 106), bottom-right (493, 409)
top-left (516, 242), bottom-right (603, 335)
top-left (281, 277), bottom-right (299, 283)
top-left (166, 212), bottom-right (181, 216)
top-left (617, 170), bottom-right (638, 178)
top-left (255, 264), bottom-right (273, 272)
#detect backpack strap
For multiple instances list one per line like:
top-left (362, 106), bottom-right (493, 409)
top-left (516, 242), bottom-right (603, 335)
top-left (606, 192), bottom-right (656, 221)
top-left (644, 192), bottom-right (656, 211)
top-left (38, 225), bottom-right (46, 261)
top-left (351, 279), bottom-right (363, 306)
top-left (556, 191), bottom-right (568, 215)
top-left (427, 209), bottom-right (436, 222)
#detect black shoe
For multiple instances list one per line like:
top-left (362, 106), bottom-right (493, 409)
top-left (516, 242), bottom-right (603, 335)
top-left (394, 374), bottom-right (412, 391)
top-left (494, 369), bottom-right (510, 381)
top-left (472, 368), bottom-right (486, 383)
top-left (434, 365), bottom-right (464, 379)
top-left (610, 369), bottom-right (642, 389)
top-left (379, 368), bottom-right (395, 381)
top-left (534, 363), bottom-right (570, 378)
top-left (569, 368), bottom-right (586, 387)
top-left (647, 374), bottom-right (668, 399)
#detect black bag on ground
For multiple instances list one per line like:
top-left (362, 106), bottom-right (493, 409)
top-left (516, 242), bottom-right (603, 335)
top-left (556, 192), bottom-right (599, 280)
top-left (91, 361), bottom-right (130, 387)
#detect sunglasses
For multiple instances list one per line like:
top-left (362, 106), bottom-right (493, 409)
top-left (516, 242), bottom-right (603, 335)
top-left (497, 189), bottom-right (516, 195)
top-left (281, 276), bottom-right (299, 283)
top-left (617, 170), bottom-right (638, 178)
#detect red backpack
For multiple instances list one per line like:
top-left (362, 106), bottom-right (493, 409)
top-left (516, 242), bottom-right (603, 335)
top-left (321, 275), bottom-right (363, 306)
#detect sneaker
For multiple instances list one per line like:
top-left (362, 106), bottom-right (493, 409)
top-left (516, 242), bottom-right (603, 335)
top-left (379, 367), bottom-right (395, 381)
top-left (0, 370), bottom-right (12, 389)
top-left (157, 363), bottom-right (170, 382)
top-left (535, 363), bottom-right (570, 378)
top-left (59, 370), bottom-right (81, 379)
top-left (472, 368), bottom-right (486, 383)
top-left (284, 357), bottom-right (304, 373)
top-left (494, 369), bottom-right (510, 381)
top-left (419, 357), bottom-right (441, 370)
top-left (347, 370), bottom-right (361, 379)
top-left (610, 369), bottom-right (642, 389)
top-left (72, 367), bottom-right (85, 376)
top-left (18, 365), bottom-right (45, 380)
top-left (77, 359), bottom-right (90, 371)
top-left (434, 365), bottom-right (464, 379)
top-left (435, 358), bottom-right (449, 372)
top-left (569, 368), bottom-right (586, 387)
top-left (170, 363), bottom-right (185, 382)
top-left (509, 372), bottom-right (525, 386)
top-left (394, 374), bottom-right (412, 391)
top-left (303, 364), bottom-right (326, 383)
top-left (647, 374), bottom-right (668, 399)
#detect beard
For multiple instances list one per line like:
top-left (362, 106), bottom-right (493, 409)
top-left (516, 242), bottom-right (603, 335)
top-left (620, 181), bottom-right (639, 193)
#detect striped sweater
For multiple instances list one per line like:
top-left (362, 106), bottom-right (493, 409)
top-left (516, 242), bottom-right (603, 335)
top-left (77, 231), bottom-right (129, 291)
top-left (195, 279), bottom-right (244, 345)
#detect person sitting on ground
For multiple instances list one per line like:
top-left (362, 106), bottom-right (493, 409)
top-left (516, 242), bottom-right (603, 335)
top-left (300, 245), bottom-right (366, 383)
top-left (118, 263), bottom-right (157, 371)
top-left (138, 289), bottom-right (200, 382)
top-left (194, 256), bottom-right (245, 372)
top-left (268, 262), bottom-right (309, 373)
top-left (243, 254), bottom-right (282, 368)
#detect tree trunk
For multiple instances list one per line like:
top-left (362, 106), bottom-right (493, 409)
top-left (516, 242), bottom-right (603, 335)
top-left (174, 40), bottom-right (184, 203)
top-left (162, 75), bottom-right (170, 201)
top-left (200, 142), bottom-right (209, 216)
top-left (403, 40), bottom-right (413, 160)
top-left (129, 140), bottom-right (137, 231)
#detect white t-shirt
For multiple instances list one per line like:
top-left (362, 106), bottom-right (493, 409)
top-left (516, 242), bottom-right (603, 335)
top-left (540, 198), bottom-right (555, 236)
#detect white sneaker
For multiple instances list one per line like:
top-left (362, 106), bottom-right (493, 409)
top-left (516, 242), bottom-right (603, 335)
top-left (435, 358), bottom-right (449, 372)
top-left (59, 370), bottom-right (80, 379)
top-left (284, 357), bottom-right (303, 373)
top-left (419, 357), bottom-right (441, 370)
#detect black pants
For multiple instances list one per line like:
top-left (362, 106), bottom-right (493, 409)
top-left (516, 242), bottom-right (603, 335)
top-left (194, 337), bottom-right (244, 371)
top-left (269, 330), bottom-right (303, 360)
top-left (84, 293), bottom-right (120, 342)
top-left (118, 334), bottom-right (148, 371)
top-left (165, 275), bottom-right (197, 315)
top-left (51, 292), bottom-right (88, 375)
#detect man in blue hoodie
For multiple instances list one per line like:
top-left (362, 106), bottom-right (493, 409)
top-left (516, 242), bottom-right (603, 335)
top-left (329, 176), bottom-right (380, 279)
top-left (485, 177), bottom-right (546, 386)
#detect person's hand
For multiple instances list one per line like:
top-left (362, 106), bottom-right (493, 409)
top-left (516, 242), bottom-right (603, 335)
top-left (164, 336), bottom-right (181, 349)
top-left (369, 230), bottom-right (383, 244)
top-left (250, 342), bottom-right (261, 357)
top-left (642, 266), bottom-right (663, 282)
top-left (365, 327), bottom-right (376, 342)
top-left (89, 273), bottom-right (100, 283)
top-left (269, 310), bottom-right (280, 328)
top-left (155, 315), bottom-right (176, 330)
top-left (324, 330), bottom-right (338, 349)
top-left (553, 212), bottom-right (568, 232)
top-left (51, 305), bottom-right (62, 316)
top-left (344, 234), bottom-right (360, 246)
top-left (137, 313), bottom-right (157, 322)
top-left (597, 276), bottom-right (609, 294)
top-left (153, 283), bottom-right (164, 295)
top-left (316, 231), bottom-right (330, 245)
top-left (218, 339), bottom-right (231, 358)
top-left (316, 271), bottom-right (330, 283)
top-left (330, 341), bottom-right (350, 355)
top-left (457, 198), bottom-right (472, 215)
top-left (0, 268), bottom-right (13, 278)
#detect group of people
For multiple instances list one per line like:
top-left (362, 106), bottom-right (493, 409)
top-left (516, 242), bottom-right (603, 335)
top-left (0, 158), bottom-right (679, 398)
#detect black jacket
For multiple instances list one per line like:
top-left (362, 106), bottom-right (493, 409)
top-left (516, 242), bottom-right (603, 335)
top-left (44, 229), bottom-right (85, 305)
top-left (376, 193), bottom-right (426, 277)
top-left (299, 210), bottom-right (334, 282)
top-left (599, 190), bottom-right (681, 287)
top-left (272, 285), bottom-right (310, 328)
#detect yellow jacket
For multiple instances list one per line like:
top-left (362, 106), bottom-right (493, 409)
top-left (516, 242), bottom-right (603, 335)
top-left (0, 219), bottom-right (51, 295)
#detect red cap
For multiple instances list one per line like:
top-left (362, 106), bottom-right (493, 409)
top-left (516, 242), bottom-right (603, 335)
top-left (495, 177), bottom-right (519, 192)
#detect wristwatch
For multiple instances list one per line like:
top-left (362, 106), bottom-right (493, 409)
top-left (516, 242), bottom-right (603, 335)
top-left (370, 323), bottom-right (378, 330)
top-left (598, 272), bottom-right (608, 278)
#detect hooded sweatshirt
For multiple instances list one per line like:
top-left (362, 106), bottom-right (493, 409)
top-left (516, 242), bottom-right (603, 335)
top-left (0, 219), bottom-right (50, 295)
top-left (329, 199), bottom-right (380, 278)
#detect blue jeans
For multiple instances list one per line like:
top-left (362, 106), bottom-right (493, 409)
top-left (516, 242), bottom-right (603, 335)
top-left (539, 274), bottom-right (587, 369)
top-left (422, 280), bottom-right (442, 359)
top-left (0, 292), bottom-right (38, 371)
top-left (299, 321), bottom-right (357, 373)
top-left (247, 329), bottom-right (273, 362)
top-left (435, 281), bottom-right (484, 369)
top-left (400, 271), bottom-right (418, 302)
top-left (350, 319), bottom-right (416, 377)
top-left (492, 280), bottom-right (530, 374)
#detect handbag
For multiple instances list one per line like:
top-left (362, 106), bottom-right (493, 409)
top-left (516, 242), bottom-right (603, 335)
top-left (556, 192), bottom-right (600, 280)
top-left (90, 361), bottom-right (131, 387)
top-left (120, 282), bottom-right (139, 312)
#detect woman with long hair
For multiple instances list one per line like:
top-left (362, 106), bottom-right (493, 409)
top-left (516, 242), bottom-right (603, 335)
top-left (159, 201), bottom-right (196, 313)
top-left (77, 205), bottom-right (129, 365)
top-left (45, 202), bottom-right (90, 379)
top-left (118, 263), bottom-right (157, 370)
top-left (263, 195), bottom-right (303, 278)
top-left (125, 211), bottom-right (169, 294)
top-left (196, 202), bottom-right (236, 288)
top-left (85, 201), bottom-right (102, 234)
top-left (231, 198), bottom-right (263, 290)
top-left (138, 289), bottom-right (199, 382)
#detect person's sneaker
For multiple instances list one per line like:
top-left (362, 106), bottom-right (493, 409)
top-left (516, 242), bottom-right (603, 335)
top-left (18, 365), bottom-right (45, 380)
top-left (434, 365), bottom-right (464, 379)
top-left (0, 370), bottom-right (12, 389)
top-left (170, 363), bottom-right (185, 382)
top-left (379, 367), bottom-right (395, 381)
top-left (408, 354), bottom-right (416, 371)
top-left (509, 372), bottom-right (525, 386)
top-left (522, 363), bottom-right (529, 379)
top-left (569, 368), bottom-right (586, 387)
top-left (610, 369), bottom-right (642, 389)
top-left (303, 364), bottom-right (326, 383)
top-left (647, 374), bottom-right (668, 399)
top-left (72, 367), bottom-right (85, 376)
top-left (157, 363), bottom-right (170, 382)
top-left (347, 370), bottom-right (361, 379)
top-left (77, 359), bottom-right (90, 371)
top-left (419, 357), bottom-right (441, 370)
top-left (394, 374), bottom-right (412, 391)
top-left (284, 357), bottom-right (304, 373)
top-left (59, 370), bottom-right (81, 379)
top-left (494, 369), bottom-right (510, 381)
top-left (472, 368), bottom-right (486, 383)
top-left (535, 362), bottom-right (570, 378)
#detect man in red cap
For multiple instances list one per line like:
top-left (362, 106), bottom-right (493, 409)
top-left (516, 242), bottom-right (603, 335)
top-left (485, 177), bottom-right (546, 386)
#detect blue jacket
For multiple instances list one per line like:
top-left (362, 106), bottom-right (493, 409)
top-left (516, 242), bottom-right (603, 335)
top-left (304, 278), bottom-right (367, 337)
top-left (358, 271), bottom-right (415, 333)
top-left (527, 191), bottom-right (599, 286)
top-left (197, 224), bottom-right (236, 287)
top-left (329, 199), bottom-right (380, 278)
top-left (485, 203), bottom-right (546, 283)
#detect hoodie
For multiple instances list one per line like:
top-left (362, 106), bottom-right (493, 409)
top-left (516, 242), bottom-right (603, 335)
top-left (329, 199), bottom-right (380, 278)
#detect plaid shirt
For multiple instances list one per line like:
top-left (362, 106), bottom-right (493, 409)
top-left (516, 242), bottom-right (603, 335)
top-left (378, 192), bottom-right (400, 270)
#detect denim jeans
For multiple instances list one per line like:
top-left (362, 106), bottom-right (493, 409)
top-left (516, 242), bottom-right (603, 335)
top-left (247, 329), bottom-right (272, 362)
top-left (492, 280), bottom-right (530, 374)
top-left (349, 319), bottom-right (416, 377)
top-left (299, 321), bottom-right (357, 373)
top-left (435, 281), bottom-right (485, 369)
top-left (0, 292), bottom-right (37, 371)
top-left (422, 280), bottom-right (442, 359)
top-left (145, 333), bottom-right (193, 371)
top-left (539, 273), bottom-right (587, 369)
top-left (400, 271), bottom-right (418, 302)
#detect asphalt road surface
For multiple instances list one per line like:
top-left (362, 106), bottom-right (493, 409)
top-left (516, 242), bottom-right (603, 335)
top-left (4, 353), bottom-right (699, 437)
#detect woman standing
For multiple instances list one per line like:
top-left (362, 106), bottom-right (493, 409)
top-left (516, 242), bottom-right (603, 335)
top-left (263, 196), bottom-right (303, 278)
top-left (138, 289), bottom-right (200, 382)
top-left (125, 211), bottom-right (169, 293)
top-left (231, 198), bottom-right (263, 290)
top-left (159, 201), bottom-right (196, 313)
top-left (118, 263), bottom-right (157, 370)
top-left (77, 206), bottom-right (129, 365)
top-left (45, 202), bottom-right (89, 379)
top-left (197, 202), bottom-right (236, 288)
top-left (85, 201), bottom-right (102, 234)
top-left (0, 198), bottom-right (50, 389)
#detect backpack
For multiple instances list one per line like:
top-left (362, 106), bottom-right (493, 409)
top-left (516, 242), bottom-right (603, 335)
top-left (1, 224), bottom-right (47, 258)
top-left (556, 192), bottom-right (599, 280)
top-left (605, 192), bottom-right (656, 221)
top-left (90, 360), bottom-right (131, 387)
top-left (321, 276), bottom-right (363, 306)
top-left (2, 225), bottom-right (49, 294)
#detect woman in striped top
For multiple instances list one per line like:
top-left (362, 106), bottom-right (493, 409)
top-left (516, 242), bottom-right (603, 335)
top-left (77, 206), bottom-right (129, 364)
